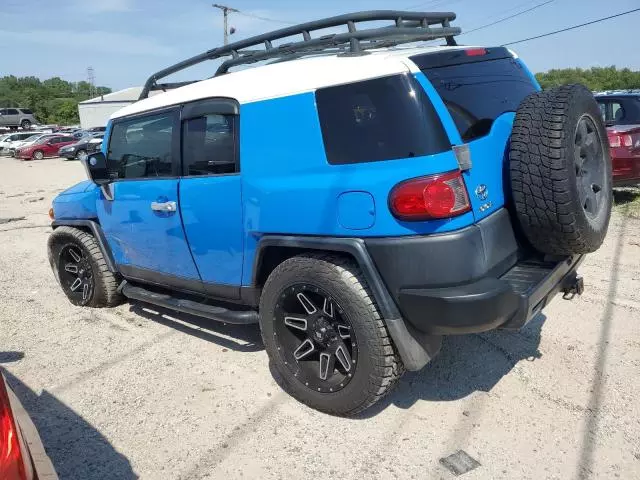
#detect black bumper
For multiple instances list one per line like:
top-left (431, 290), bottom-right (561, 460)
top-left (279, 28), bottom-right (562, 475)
top-left (366, 209), bottom-right (584, 335)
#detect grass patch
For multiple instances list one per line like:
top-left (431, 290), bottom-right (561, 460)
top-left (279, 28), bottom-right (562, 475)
top-left (613, 187), bottom-right (640, 218)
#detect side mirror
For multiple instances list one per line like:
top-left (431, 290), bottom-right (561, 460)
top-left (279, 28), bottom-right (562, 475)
top-left (82, 152), bottom-right (111, 186)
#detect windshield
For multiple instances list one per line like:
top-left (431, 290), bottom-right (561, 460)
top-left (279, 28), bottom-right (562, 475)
top-left (23, 134), bottom-right (42, 142)
top-left (34, 136), bottom-right (51, 145)
top-left (416, 54), bottom-right (537, 142)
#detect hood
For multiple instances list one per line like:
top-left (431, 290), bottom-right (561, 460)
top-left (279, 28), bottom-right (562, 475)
top-left (57, 180), bottom-right (96, 196)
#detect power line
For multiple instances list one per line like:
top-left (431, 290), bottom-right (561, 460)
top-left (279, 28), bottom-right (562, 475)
top-left (462, 0), bottom-right (554, 36)
top-left (503, 7), bottom-right (640, 46)
top-left (234, 10), bottom-right (295, 25)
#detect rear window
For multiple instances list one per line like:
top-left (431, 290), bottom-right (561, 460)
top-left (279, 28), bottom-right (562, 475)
top-left (316, 74), bottom-right (450, 165)
top-left (417, 55), bottom-right (537, 142)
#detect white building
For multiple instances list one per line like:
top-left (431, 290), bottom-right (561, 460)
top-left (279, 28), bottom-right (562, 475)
top-left (78, 87), bottom-right (152, 129)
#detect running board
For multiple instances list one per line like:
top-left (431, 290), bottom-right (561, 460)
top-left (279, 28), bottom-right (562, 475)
top-left (122, 283), bottom-right (258, 325)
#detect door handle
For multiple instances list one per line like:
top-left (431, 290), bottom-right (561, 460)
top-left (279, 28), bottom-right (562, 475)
top-left (150, 201), bottom-right (177, 212)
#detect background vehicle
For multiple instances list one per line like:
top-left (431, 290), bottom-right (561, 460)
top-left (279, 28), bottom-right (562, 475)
top-left (48, 11), bottom-right (611, 416)
top-left (0, 371), bottom-right (58, 479)
top-left (8, 133), bottom-right (58, 157)
top-left (0, 108), bottom-right (36, 130)
top-left (17, 135), bottom-right (76, 160)
top-left (87, 126), bottom-right (106, 132)
top-left (0, 131), bottom-right (35, 154)
top-left (59, 132), bottom-right (104, 161)
top-left (595, 91), bottom-right (640, 186)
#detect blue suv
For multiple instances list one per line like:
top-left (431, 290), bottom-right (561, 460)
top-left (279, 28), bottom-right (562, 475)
top-left (47, 11), bottom-right (612, 415)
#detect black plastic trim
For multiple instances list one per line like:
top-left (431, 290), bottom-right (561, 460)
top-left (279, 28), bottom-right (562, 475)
top-left (119, 264), bottom-right (242, 301)
top-left (181, 97), bottom-right (239, 119)
top-left (51, 219), bottom-right (117, 273)
top-left (253, 235), bottom-right (439, 370)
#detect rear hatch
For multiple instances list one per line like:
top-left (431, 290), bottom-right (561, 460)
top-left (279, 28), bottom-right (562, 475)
top-left (411, 47), bottom-right (539, 221)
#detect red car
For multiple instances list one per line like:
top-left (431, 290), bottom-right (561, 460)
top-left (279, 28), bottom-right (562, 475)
top-left (1, 372), bottom-right (58, 479)
top-left (596, 92), bottom-right (640, 186)
top-left (16, 135), bottom-right (76, 161)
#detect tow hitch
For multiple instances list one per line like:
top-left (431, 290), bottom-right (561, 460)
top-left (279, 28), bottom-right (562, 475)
top-left (562, 275), bottom-right (584, 300)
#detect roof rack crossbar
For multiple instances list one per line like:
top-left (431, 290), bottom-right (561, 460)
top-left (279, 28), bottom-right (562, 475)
top-left (139, 10), bottom-right (460, 100)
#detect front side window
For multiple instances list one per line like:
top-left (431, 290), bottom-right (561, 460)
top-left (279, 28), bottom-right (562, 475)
top-left (6, 109), bottom-right (19, 115)
top-left (107, 111), bottom-right (176, 179)
top-left (182, 114), bottom-right (237, 176)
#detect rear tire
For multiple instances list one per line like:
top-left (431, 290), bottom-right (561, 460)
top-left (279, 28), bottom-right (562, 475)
top-left (48, 226), bottom-right (124, 307)
top-left (259, 254), bottom-right (404, 416)
top-left (509, 84), bottom-right (612, 255)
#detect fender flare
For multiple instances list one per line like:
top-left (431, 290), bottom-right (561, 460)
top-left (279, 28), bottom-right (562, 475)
top-left (51, 219), bottom-right (118, 273)
top-left (253, 235), bottom-right (441, 370)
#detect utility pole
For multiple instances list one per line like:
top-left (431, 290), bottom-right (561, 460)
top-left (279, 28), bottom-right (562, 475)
top-left (87, 66), bottom-right (95, 98)
top-left (212, 4), bottom-right (238, 45)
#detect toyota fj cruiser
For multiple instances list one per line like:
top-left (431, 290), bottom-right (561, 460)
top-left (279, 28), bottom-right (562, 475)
top-left (47, 11), bottom-right (612, 416)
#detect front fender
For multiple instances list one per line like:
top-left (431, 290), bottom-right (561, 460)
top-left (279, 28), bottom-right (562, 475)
top-left (52, 181), bottom-right (99, 220)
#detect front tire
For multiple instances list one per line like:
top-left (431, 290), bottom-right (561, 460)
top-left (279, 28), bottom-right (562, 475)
top-left (32, 150), bottom-right (44, 160)
top-left (259, 254), bottom-right (404, 416)
top-left (20, 119), bottom-right (31, 130)
top-left (76, 149), bottom-right (87, 162)
top-left (48, 226), bottom-right (124, 307)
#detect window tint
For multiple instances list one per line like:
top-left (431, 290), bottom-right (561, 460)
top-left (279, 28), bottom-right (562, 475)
top-left (316, 74), bottom-right (450, 165)
top-left (182, 114), bottom-right (237, 176)
top-left (20, 109), bottom-right (33, 114)
top-left (611, 102), bottom-right (625, 122)
top-left (107, 111), bottom-right (175, 179)
top-left (6, 109), bottom-right (19, 115)
top-left (420, 58), bottom-right (537, 142)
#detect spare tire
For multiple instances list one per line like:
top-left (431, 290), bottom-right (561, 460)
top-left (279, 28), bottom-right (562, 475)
top-left (509, 84), bottom-right (612, 255)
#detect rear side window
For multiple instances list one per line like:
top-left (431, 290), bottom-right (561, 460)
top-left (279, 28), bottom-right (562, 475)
top-left (418, 56), bottom-right (537, 142)
top-left (182, 114), bottom-right (237, 176)
top-left (316, 74), bottom-right (450, 165)
top-left (107, 111), bottom-right (176, 179)
top-left (6, 109), bottom-right (19, 115)
top-left (20, 109), bottom-right (33, 114)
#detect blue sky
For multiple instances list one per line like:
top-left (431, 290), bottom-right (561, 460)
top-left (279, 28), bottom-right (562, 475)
top-left (2, 0), bottom-right (639, 91)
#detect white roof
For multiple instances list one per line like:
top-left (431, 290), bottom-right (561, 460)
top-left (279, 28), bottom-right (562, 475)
top-left (80, 87), bottom-right (145, 105)
top-left (112, 45), bottom-right (469, 120)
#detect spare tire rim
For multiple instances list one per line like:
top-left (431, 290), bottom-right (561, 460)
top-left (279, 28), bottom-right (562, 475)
top-left (273, 285), bottom-right (358, 393)
top-left (59, 245), bottom-right (94, 304)
top-left (574, 114), bottom-right (606, 219)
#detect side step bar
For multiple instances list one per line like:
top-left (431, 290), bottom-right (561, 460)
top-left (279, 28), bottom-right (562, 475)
top-left (122, 283), bottom-right (259, 325)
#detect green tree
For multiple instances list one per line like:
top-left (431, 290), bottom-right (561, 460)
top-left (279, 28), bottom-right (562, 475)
top-left (0, 75), bottom-right (112, 125)
top-left (536, 66), bottom-right (640, 91)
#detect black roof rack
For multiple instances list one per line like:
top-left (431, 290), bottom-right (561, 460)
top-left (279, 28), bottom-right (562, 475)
top-left (139, 10), bottom-right (460, 100)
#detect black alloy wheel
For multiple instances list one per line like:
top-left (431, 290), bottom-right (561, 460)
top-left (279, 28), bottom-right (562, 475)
top-left (574, 114), bottom-right (606, 219)
top-left (58, 245), bottom-right (95, 305)
top-left (273, 285), bottom-right (357, 393)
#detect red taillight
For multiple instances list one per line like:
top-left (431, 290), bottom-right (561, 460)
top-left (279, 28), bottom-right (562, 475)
top-left (0, 376), bottom-right (27, 480)
top-left (465, 48), bottom-right (487, 56)
top-left (389, 170), bottom-right (471, 220)
top-left (608, 132), bottom-right (633, 148)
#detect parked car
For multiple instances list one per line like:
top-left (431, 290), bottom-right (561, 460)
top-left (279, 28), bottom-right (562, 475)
top-left (0, 371), bottom-right (58, 479)
top-left (0, 131), bottom-right (36, 155)
top-left (595, 91), bottom-right (640, 186)
top-left (59, 133), bottom-right (104, 161)
top-left (0, 108), bottom-right (37, 130)
top-left (85, 137), bottom-right (103, 156)
top-left (17, 135), bottom-right (76, 160)
top-left (8, 133), bottom-right (58, 157)
top-left (47, 11), bottom-right (612, 416)
top-left (87, 126), bottom-right (106, 132)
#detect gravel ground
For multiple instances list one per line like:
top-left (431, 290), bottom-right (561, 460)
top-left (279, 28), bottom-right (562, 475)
top-left (1, 157), bottom-right (639, 480)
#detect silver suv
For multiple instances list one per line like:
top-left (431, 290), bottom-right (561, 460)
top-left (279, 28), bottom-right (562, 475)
top-left (0, 108), bottom-right (37, 130)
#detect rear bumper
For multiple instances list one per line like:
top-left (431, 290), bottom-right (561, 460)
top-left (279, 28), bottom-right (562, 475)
top-left (366, 208), bottom-right (584, 335)
top-left (397, 255), bottom-right (583, 334)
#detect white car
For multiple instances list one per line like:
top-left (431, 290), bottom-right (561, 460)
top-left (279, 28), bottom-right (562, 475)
top-left (0, 131), bottom-right (36, 155)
